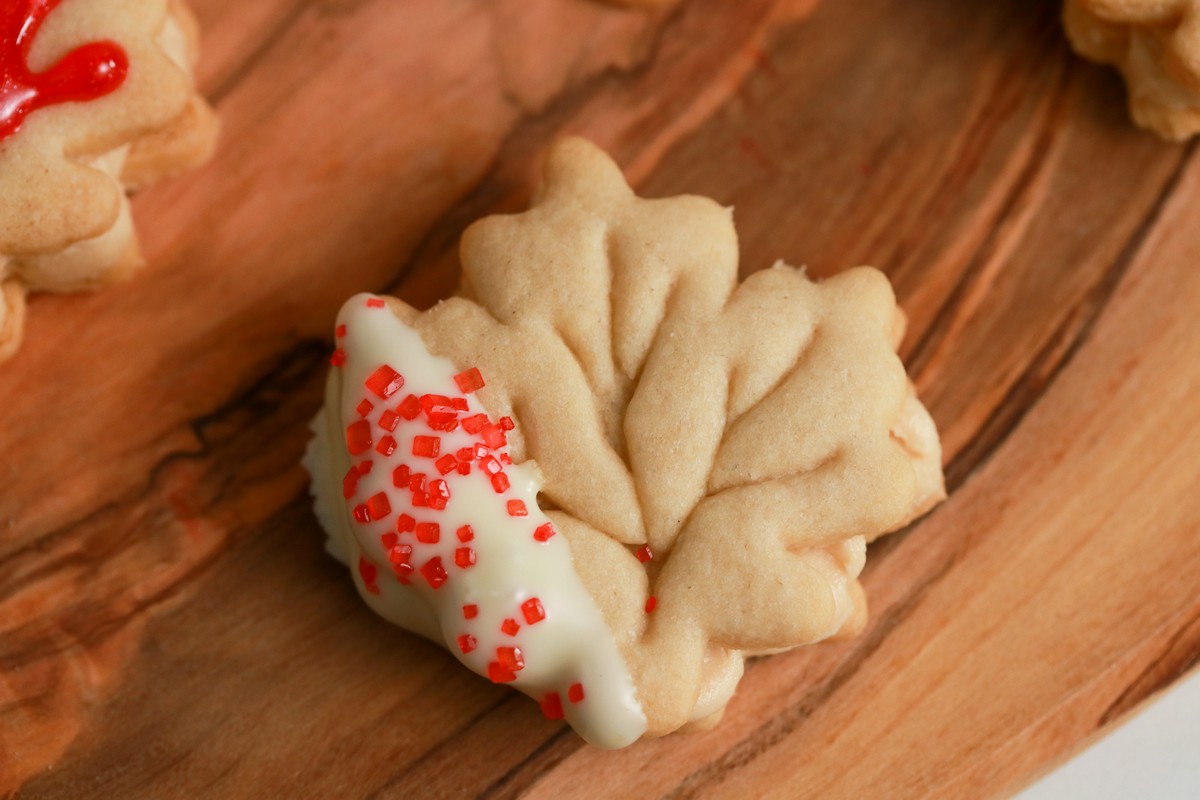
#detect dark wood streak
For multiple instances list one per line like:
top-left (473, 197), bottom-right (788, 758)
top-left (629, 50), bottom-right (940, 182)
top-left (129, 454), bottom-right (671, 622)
top-left (941, 138), bottom-right (1196, 493)
top-left (1098, 607), bottom-right (1200, 726)
top-left (878, 0), bottom-right (1067, 283)
top-left (0, 342), bottom-right (320, 594)
top-left (204, 1), bottom-right (317, 104)
top-left (904, 48), bottom-right (1073, 383)
top-left (474, 728), bottom-right (575, 800)
top-left (1, 341), bottom-right (325, 671)
top-left (363, 694), bottom-right (525, 800)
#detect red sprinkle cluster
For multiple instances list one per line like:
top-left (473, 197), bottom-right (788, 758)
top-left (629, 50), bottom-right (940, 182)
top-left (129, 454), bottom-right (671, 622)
top-left (335, 343), bottom-right (551, 552)
top-left (358, 556), bottom-right (380, 595)
top-left (539, 682), bottom-right (586, 721)
top-left (334, 308), bottom-right (586, 709)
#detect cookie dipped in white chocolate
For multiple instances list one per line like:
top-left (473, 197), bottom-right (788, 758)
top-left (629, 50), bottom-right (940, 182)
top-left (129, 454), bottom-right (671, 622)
top-left (304, 293), bottom-right (647, 748)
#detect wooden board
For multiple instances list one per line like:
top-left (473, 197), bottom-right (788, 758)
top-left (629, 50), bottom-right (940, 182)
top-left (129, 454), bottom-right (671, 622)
top-left (3, 0), bottom-right (1199, 796)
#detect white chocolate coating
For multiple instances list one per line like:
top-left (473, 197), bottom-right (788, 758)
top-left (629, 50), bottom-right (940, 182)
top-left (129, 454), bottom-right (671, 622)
top-left (304, 293), bottom-right (647, 748)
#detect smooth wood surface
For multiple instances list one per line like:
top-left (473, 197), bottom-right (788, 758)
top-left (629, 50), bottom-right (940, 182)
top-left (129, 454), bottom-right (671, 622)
top-left (3, 0), bottom-right (1199, 796)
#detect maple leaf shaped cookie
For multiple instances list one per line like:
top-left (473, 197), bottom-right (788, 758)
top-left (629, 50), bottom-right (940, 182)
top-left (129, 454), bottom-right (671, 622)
top-left (0, 0), bottom-right (218, 362)
top-left (306, 138), bottom-right (944, 746)
top-left (1065, 0), bottom-right (1200, 138)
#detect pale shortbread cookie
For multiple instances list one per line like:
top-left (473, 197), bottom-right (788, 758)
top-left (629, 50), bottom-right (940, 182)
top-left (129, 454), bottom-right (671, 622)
top-left (0, 0), bottom-right (218, 362)
top-left (1065, 0), bottom-right (1200, 139)
top-left (305, 138), bottom-right (944, 746)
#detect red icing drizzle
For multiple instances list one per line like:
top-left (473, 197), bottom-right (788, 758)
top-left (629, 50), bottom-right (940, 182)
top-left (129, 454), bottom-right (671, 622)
top-left (1, 0), bottom-right (129, 141)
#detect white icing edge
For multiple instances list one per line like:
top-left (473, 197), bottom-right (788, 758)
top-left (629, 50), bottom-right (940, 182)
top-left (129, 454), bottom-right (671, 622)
top-left (304, 293), bottom-right (647, 748)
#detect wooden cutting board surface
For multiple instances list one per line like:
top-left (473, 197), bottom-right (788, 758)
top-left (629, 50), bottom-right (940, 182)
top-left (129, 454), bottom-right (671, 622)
top-left (3, 0), bottom-right (1199, 797)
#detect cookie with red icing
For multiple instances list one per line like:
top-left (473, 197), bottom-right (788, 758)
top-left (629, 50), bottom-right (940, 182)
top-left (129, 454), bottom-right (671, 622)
top-left (0, 0), bottom-right (218, 362)
top-left (1065, 0), bottom-right (1200, 139)
top-left (304, 139), bottom-right (945, 747)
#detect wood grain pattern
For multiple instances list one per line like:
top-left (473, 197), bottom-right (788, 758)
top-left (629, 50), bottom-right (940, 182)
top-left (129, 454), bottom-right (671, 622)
top-left (2, 0), bottom-right (1198, 796)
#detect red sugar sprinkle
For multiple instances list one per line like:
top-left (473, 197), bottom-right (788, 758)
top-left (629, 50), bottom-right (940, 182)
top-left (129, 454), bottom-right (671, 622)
top-left (366, 492), bottom-right (391, 521)
top-left (507, 500), bottom-right (528, 517)
top-left (342, 468), bottom-right (359, 499)
top-left (388, 544), bottom-right (412, 566)
top-left (420, 557), bottom-right (448, 589)
top-left (429, 479), bottom-right (451, 499)
top-left (456, 461), bottom-right (471, 476)
top-left (356, 399), bottom-right (374, 417)
top-left (533, 523), bottom-right (556, 542)
top-left (463, 604), bottom-right (478, 619)
top-left (645, 596), bottom-right (658, 613)
top-left (481, 424), bottom-right (507, 449)
top-left (352, 504), bottom-right (370, 524)
top-left (499, 416), bottom-right (515, 431)
top-left (457, 525), bottom-right (474, 543)
top-left (392, 464), bottom-right (410, 487)
top-left (346, 420), bottom-right (373, 455)
top-left (462, 414), bottom-right (487, 434)
top-left (568, 683), bottom-right (585, 704)
top-left (428, 495), bottom-right (447, 511)
top-left (420, 394), bottom-right (454, 414)
top-left (381, 532), bottom-right (398, 549)
top-left (480, 456), bottom-right (502, 476)
top-left (435, 454), bottom-right (457, 475)
top-left (488, 661), bottom-right (517, 683)
top-left (455, 547), bottom-right (476, 568)
top-left (457, 634), bottom-right (477, 654)
top-left (393, 562), bottom-right (414, 583)
top-left (415, 522), bottom-right (440, 544)
top-left (356, 460), bottom-right (374, 475)
top-left (365, 365), bottom-right (404, 399)
top-left (450, 397), bottom-right (469, 412)
top-left (456, 447), bottom-right (474, 461)
top-left (396, 513), bottom-right (416, 533)
top-left (454, 367), bottom-right (485, 394)
top-left (496, 646), bottom-right (524, 672)
top-left (427, 412), bottom-right (459, 432)
top-left (397, 394), bottom-right (421, 420)
top-left (411, 491), bottom-right (428, 508)
top-left (375, 435), bottom-right (397, 456)
top-left (540, 692), bottom-right (564, 721)
top-left (378, 410), bottom-right (400, 432)
top-left (412, 435), bottom-right (440, 458)
top-left (366, 298), bottom-right (385, 308)
top-left (329, 349), bottom-right (346, 367)
top-left (335, 324), bottom-right (346, 338)
top-left (358, 557), bottom-right (379, 594)
top-left (521, 598), bottom-right (546, 625)
top-left (408, 473), bottom-right (426, 492)
top-left (500, 454), bottom-right (513, 465)
top-left (635, 545), bottom-right (654, 563)
top-left (501, 618), bottom-right (520, 636)
top-left (491, 473), bottom-right (510, 493)
top-left (472, 443), bottom-right (490, 459)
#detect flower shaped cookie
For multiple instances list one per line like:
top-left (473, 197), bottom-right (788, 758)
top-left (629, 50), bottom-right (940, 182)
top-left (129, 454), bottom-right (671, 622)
top-left (305, 139), bottom-right (945, 746)
top-left (1065, 0), bottom-right (1200, 138)
top-left (0, 0), bottom-right (218, 361)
